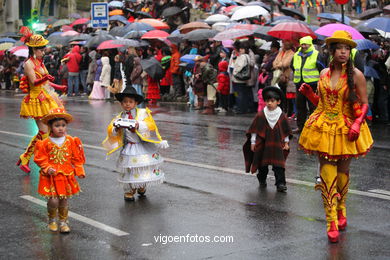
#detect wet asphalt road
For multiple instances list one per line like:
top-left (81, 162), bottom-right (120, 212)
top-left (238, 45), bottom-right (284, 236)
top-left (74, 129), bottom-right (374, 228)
top-left (0, 91), bottom-right (389, 260)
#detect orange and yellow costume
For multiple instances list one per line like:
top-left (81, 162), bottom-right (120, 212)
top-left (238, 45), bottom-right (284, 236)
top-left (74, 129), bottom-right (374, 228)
top-left (34, 135), bottom-right (85, 198)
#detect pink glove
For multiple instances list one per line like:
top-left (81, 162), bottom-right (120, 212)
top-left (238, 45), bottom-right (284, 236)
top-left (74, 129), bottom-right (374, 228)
top-left (299, 83), bottom-right (319, 106)
top-left (348, 104), bottom-right (368, 141)
top-left (49, 82), bottom-right (67, 92)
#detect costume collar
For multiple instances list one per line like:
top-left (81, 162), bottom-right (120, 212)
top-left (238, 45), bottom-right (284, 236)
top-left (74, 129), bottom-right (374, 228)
top-left (264, 106), bottom-right (282, 129)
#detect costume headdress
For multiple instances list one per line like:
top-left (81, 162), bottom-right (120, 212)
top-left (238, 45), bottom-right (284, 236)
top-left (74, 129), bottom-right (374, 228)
top-left (115, 85), bottom-right (144, 103)
top-left (325, 30), bottom-right (356, 48)
top-left (20, 26), bottom-right (49, 48)
top-left (41, 107), bottom-right (73, 125)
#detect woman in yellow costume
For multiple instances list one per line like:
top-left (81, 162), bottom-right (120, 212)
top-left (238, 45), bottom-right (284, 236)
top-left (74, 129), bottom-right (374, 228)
top-left (298, 31), bottom-right (373, 243)
top-left (17, 27), bottom-right (67, 173)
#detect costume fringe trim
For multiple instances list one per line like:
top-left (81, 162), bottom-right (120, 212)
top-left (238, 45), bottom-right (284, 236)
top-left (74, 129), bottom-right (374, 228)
top-left (299, 144), bottom-right (372, 161)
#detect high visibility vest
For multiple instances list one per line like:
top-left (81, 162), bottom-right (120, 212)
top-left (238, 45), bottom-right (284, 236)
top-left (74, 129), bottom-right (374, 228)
top-left (293, 50), bottom-right (320, 83)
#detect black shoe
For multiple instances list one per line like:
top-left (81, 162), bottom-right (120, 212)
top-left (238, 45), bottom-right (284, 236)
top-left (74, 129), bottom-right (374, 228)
top-left (276, 184), bottom-right (287, 192)
top-left (256, 174), bottom-right (267, 187)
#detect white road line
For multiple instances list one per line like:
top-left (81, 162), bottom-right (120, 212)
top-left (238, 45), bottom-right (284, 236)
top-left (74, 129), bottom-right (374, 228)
top-left (368, 189), bottom-right (390, 196)
top-left (20, 195), bottom-right (129, 236)
top-left (2, 130), bottom-right (390, 201)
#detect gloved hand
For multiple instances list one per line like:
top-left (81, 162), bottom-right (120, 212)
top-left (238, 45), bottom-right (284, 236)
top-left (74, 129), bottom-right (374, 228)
top-left (299, 83), bottom-right (319, 106)
top-left (348, 103), bottom-right (369, 141)
top-left (33, 74), bottom-right (51, 86)
top-left (46, 75), bottom-right (55, 82)
top-left (49, 82), bottom-right (67, 92)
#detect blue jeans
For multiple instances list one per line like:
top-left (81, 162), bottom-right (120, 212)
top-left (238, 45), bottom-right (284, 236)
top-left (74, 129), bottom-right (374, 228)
top-left (233, 82), bottom-right (252, 113)
top-left (68, 75), bottom-right (80, 96)
top-left (79, 70), bottom-right (88, 93)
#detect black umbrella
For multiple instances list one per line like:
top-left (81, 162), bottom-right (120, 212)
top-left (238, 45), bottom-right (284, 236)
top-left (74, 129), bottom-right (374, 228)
top-left (355, 24), bottom-right (380, 35)
top-left (140, 58), bottom-right (164, 80)
top-left (280, 7), bottom-right (305, 21)
top-left (253, 26), bottom-right (275, 41)
top-left (358, 8), bottom-right (382, 20)
top-left (183, 29), bottom-right (217, 41)
top-left (135, 11), bottom-right (153, 18)
top-left (47, 35), bottom-right (71, 46)
top-left (127, 22), bottom-right (155, 32)
top-left (86, 32), bottom-right (115, 48)
top-left (112, 39), bottom-right (141, 47)
top-left (167, 34), bottom-right (184, 44)
top-left (124, 30), bottom-right (147, 39)
top-left (109, 26), bottom-right (131, 37)
top-left (70, 34), bottom-right (92, 42)
top-left (162, 6), bottom-right (183, 18)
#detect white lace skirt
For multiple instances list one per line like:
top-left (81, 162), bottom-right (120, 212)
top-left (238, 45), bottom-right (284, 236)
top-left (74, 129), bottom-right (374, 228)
top-left (117, 142), bottom-right (164, 187)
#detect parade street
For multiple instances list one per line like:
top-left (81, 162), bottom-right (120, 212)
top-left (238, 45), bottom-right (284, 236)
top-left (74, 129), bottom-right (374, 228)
top-left (1, 91), bottom-right (389, 260)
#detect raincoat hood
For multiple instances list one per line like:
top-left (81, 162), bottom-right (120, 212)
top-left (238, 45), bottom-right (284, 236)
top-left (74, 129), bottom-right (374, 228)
top-left (71, 45), bottom-right (80, 53)
top-left (218, 60), bottom-right (228, 72)
top-left (101, 56), bottom-right (109, 65)
top-left (89, 50), bottom-right (97, 60)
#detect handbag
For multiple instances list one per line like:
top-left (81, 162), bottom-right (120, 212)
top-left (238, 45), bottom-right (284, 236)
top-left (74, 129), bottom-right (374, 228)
top-left (234, 55), bottom-right (251, 81)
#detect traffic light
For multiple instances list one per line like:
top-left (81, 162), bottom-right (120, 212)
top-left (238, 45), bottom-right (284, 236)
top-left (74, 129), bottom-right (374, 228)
top-left (28, 9), bottom-right (39, 29)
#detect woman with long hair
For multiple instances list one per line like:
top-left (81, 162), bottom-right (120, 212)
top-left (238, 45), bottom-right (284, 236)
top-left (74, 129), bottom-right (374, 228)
top-left (299, 31), bottom-right (373, 243)
top-left (17, 27), bottom-right (67, 173)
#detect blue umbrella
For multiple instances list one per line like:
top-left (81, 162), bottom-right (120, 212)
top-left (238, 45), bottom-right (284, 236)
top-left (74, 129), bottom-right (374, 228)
top-left (317, 13), bottom-right (350, 25)
top-left (127, 22), bottom-right (155, 32)
top-left (0, 37), bottom-right (16, 43)
top-left (49, 31), bottom-right (62, 37)
top-left (362, 17), bottom-right (390, 33)
top-left (218, 0), bottom-right (236, 6)
top-left (108, 1), bottom-right (123, 8)
top-left (180, 54), bottom-right (198, 65)
top-left (110, 15), bottom-right (129, 25)
top-left (355, 39), bottom-right (379, 50)
top-left (364, 66), bottom-right (379, 79)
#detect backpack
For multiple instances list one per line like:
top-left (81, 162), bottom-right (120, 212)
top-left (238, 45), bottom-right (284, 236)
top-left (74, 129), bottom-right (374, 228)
top-left (234, 55), bottom-right (251, 81)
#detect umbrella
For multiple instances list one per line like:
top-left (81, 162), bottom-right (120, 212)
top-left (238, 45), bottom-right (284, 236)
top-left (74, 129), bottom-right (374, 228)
top-left (315, 23), bottom-right (365, 39)
top-left (97, 40), bottom-right (124, 50)
top-left (179, 22), bottom-right (211, 34)
top-left (183, 29), bottom-right (218, 41)
top-left (61, 31), bottom-right (79, 37)
top-left (355, 24), bottom-right (380, 35)
top-left (212, 22), bottom-right (231, 32)
top-left (355, 39), bottom-right (379, 50)
top-left (0, 32), bottom-right (19, 37)
top-left (138, 19), bottom-right (169, 30)
top-left (280, 7), bottom-right (305, 21)
top-left (53, 19), bottom-right (71, 28)
top-left (246, 1), bottom-right (271, 12)
top-left (70, 13), bottom-right (82, 19)
top-left (385, 5), bottom-right (390, 15)
top-left (231, 6), bottom-right (269, 21)
top-left (205, 14), bottom-right (230, 24)
top-left (86, 32), bottom-right (115, 48)
top-left (108, 1), bottom-right (123, 8)
top-left (0, 42), bottom-right (13, 51)
top-left (109, 9), bottom-right (124, 16)
top-left (124, 30), bottom-right (147, 39)
top-left (112, 39), bottom-right (141, 47)
top-left (47, 35), bottom-right (71, 46)
top-left (110, 15), bottom-right (130, 25)
top-left (62, 25), bottom-right (73, 32)
top-left (218, 0), bottom-right (237, 6)
top-left (234, 0), bottom-right (248, 5)
top-left (141, 30), bottom-right (169, 39)
top-left (71, 18), bottom-right (90, 27)
top-left (222, 39), bottom-right (234, 48)
top-left (357, 8), bottom-right (382, 20)
top-left (180, 54), bottom-right (198, 65)
top-left (253, 26), bottom-right (275, 41)
top-left (268, 22), bottom-right (316, 40)
top-left (213, 29), bottom-right (253, 41)
top-left (70, 34), bottom-right (91, 42)
top-left (161, 6), bottom-right (183, 18)
top-left (49, 32), bottom-right (62, 37)
top-left (135, 11), bottom-right (153, 18)
top-left (140, 58), bottom-right (164, 80)
top-left (364, 66), bottom-right (379, 79)
top-left (109, 26), bottom-right (130, 37)
top-left (362, 17), bottom-right (390, 33)
top-left (9, 45), bottom-right (27, 53)
top-left (127, 22), bottom-right (155, 31)
top-left (40, 17), bottom-right (58, 25)
top-left (317, 13), bottom-right (350, 25)
top-left (0, 38), bottom-right (16, 43)
top-left (13, 48), bottom-right (28, 58)
top-left (139, 40), bottom-right (150, 47)
top-left (230, 24), bottom-right (262, 30)
top-left (270, 18), bottom-right (307, 26)
top-left (223, 5), bottom-right (240, 15)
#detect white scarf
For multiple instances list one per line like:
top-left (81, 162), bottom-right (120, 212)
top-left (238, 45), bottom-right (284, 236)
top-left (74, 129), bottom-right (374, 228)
top-left (49, 136), bottom-right (66, 146)
top-left (264, 106), bottom-right (282, 129)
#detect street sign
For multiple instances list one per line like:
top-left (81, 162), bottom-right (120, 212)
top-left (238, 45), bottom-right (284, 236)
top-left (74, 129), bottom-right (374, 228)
top-left (91, 2), bottom-right (109, 28)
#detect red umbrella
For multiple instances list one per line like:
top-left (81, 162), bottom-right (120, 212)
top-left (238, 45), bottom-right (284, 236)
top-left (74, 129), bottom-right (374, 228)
top-left (268, 22), bottom-right (316, 41)
top-left (9, 45), bottom-right (28, 54)
top-left (141, 30), bottom-right (169, 39)
top-left (71, 18), bottom-right (90, 27)
top-left (97, 40), bottom-right (124, 50)
top-left (62, 25), bottom-right (73, 32)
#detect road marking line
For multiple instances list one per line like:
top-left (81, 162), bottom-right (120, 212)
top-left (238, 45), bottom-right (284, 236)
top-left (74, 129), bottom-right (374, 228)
top-left (368, 189), bottom-right (390, 196)
top-left (20, 195), bottom-right (129, 236)
top-left (2, 130), bottom-right (390, 201)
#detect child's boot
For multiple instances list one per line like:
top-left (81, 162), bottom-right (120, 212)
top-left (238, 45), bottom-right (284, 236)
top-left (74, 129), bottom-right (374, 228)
top-left (16, 131), bottom-right (47, 173)
top-left (274, 167), bottom-right (287, 192)
top-left (124, 188), bottom-right (136, 201)
top-left (137, 186), bottom-right (146, 197)
top-left (58, 206), bottom-right (70, 233)
top-left (315, 164), bottom-right (340, 243)
top-left (47, 207), bottom-right (58, 232)
top-left (337, 172), bottom-right (349, 231)
top-left (257, 166), bottom-right (268, 187)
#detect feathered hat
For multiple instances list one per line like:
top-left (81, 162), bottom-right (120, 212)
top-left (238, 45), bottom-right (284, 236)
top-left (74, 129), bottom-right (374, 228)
top-left (20, 27), bottom-right (49, 48)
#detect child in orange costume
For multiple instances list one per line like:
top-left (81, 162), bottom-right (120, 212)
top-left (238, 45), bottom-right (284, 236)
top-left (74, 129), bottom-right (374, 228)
top-left (34, 107), bottom-right (86, 233)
